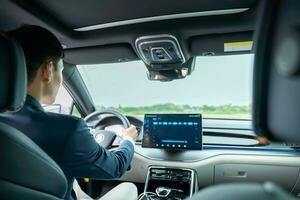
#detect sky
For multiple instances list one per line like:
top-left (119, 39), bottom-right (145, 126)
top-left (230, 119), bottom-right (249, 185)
top-left (77, 54), bottom-right (254, 107)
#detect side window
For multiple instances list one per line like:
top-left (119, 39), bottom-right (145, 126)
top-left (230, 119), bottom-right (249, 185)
top-left (72, 104), bottom-right (81, 117)
top-left (43, 86), bottom-right (73, 114)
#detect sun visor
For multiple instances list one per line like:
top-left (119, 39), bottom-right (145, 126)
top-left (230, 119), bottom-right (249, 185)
top-left (253, 0), bottom-right (300, 143)
top-left (190, 31), bottom-right (253, 56)
top-left (64, 44), bottom-right (138, 65)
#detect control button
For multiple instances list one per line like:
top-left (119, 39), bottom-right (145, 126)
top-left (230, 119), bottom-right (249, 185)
top-left (151, 47), bottom-right (172, 62)
top-left (182, 172), bottom-right (189, 176)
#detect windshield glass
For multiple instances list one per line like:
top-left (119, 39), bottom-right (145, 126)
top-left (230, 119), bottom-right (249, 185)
top-left (78, 54), bottom-right (253, 120)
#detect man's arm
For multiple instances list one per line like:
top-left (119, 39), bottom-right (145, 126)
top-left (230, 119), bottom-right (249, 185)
top-left (62, 118), bottom-right (136, 179)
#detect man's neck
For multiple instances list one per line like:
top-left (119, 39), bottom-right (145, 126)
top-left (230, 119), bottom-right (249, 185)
top-left (27, 83), bottom-right (43, 104)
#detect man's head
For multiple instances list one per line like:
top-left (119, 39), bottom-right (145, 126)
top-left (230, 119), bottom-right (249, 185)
top-left (10, 25), bottom-right (64, 104)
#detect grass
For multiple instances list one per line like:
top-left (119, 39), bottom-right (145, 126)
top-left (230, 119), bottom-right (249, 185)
top-left (95, 103), bottom-right (251, 120)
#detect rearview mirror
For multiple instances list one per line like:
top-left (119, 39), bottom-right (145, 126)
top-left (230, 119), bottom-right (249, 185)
top-left (146, 57), bottom-right (195, 81)
top-left (147, 68), bottom-right (189, 81)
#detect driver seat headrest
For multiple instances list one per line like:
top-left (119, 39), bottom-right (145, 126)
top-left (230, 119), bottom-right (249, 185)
top-left (253, 0), bottom-right (300, 143)
top-left (0, 33), bottom-right (27, 113)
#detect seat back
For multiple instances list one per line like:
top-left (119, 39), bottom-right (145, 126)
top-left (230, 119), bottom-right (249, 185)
top-left (0, 33), bottom-right (67, 200)
top-left (253, 0), bottom-right (300, 142)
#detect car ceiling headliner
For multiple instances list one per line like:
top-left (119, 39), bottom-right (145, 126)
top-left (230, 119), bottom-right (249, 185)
top-left (15, 0), bottom-right (257, 29)
top-left (0, 0), bottom-right (258, 64)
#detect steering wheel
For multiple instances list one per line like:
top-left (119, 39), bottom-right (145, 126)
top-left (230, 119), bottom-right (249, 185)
top-left (84, 109), bottom-right (131, 149)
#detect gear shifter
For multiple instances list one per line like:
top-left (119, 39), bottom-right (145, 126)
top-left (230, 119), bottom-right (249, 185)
top-left (155, 187), bottom-right (184, 198)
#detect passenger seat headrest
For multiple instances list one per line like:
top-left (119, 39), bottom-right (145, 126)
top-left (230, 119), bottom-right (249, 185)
top-left (253, 0), bottom-right (300, 142)
top-left (0, 33), bottom-right (27, 112)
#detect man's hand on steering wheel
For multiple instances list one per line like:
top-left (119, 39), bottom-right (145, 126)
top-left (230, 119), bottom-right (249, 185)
top-left (122, 125), bottom-right (138, 142)
top-left (84, 109), bottom-right (140, 149)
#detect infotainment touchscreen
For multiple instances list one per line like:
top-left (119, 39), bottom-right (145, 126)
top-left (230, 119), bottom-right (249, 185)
top-left (142, 114), bottom-right (202, 150)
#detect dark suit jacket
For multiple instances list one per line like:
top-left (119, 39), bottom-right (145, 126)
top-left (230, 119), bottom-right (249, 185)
top-left (0, 95), bottom-right (134, 200)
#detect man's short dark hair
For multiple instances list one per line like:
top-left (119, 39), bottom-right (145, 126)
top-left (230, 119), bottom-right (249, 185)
top-left (9, 25), bottom-right (64, 83)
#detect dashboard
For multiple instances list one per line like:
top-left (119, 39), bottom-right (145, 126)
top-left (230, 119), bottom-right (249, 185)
top-left (101, 115), bottom-right (261, 148)
top-left (90, 114), bottom-right (300, 195)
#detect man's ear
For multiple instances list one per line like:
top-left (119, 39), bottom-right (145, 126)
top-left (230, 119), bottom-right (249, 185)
top-left (41, 60), bottom-right (53, 83)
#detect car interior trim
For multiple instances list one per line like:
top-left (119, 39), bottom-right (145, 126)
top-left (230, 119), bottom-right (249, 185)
top-left (119, 152), bottom-right (300, 194)
top-left (74, 8), bottom-right (249, 31)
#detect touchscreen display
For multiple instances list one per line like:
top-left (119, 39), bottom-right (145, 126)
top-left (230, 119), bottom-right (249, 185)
top-left (142, 114), bottom-right (202, 150)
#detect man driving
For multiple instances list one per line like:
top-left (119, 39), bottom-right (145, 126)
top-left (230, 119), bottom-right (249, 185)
top-left (0, 25), bottom-right (138, 200)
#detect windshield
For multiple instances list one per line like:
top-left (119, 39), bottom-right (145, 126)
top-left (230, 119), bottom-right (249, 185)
top-left (78, 54), bottom-right (253, 120)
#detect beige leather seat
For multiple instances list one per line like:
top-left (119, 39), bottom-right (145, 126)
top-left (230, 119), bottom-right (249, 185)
top-left (73, 180), bottom-right (137, 200)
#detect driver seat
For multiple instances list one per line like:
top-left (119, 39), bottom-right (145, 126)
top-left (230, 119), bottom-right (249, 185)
top-left (0, 33), bottom-right (67, 199)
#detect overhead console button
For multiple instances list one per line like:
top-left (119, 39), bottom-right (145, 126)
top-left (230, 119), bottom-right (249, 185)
top-left (151, 47), bottom-right (172, 62)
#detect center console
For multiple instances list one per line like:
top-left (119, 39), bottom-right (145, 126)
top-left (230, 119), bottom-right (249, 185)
top-left (141, 114), bottom-right (200, 199)
top-left (144, 166), bottom-right (197, 200)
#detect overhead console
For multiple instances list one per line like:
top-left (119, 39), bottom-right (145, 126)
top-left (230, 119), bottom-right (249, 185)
top-left (135, 35), bottom-right (195, 81)
top-left (135, 35), bottom-right (185, 66)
